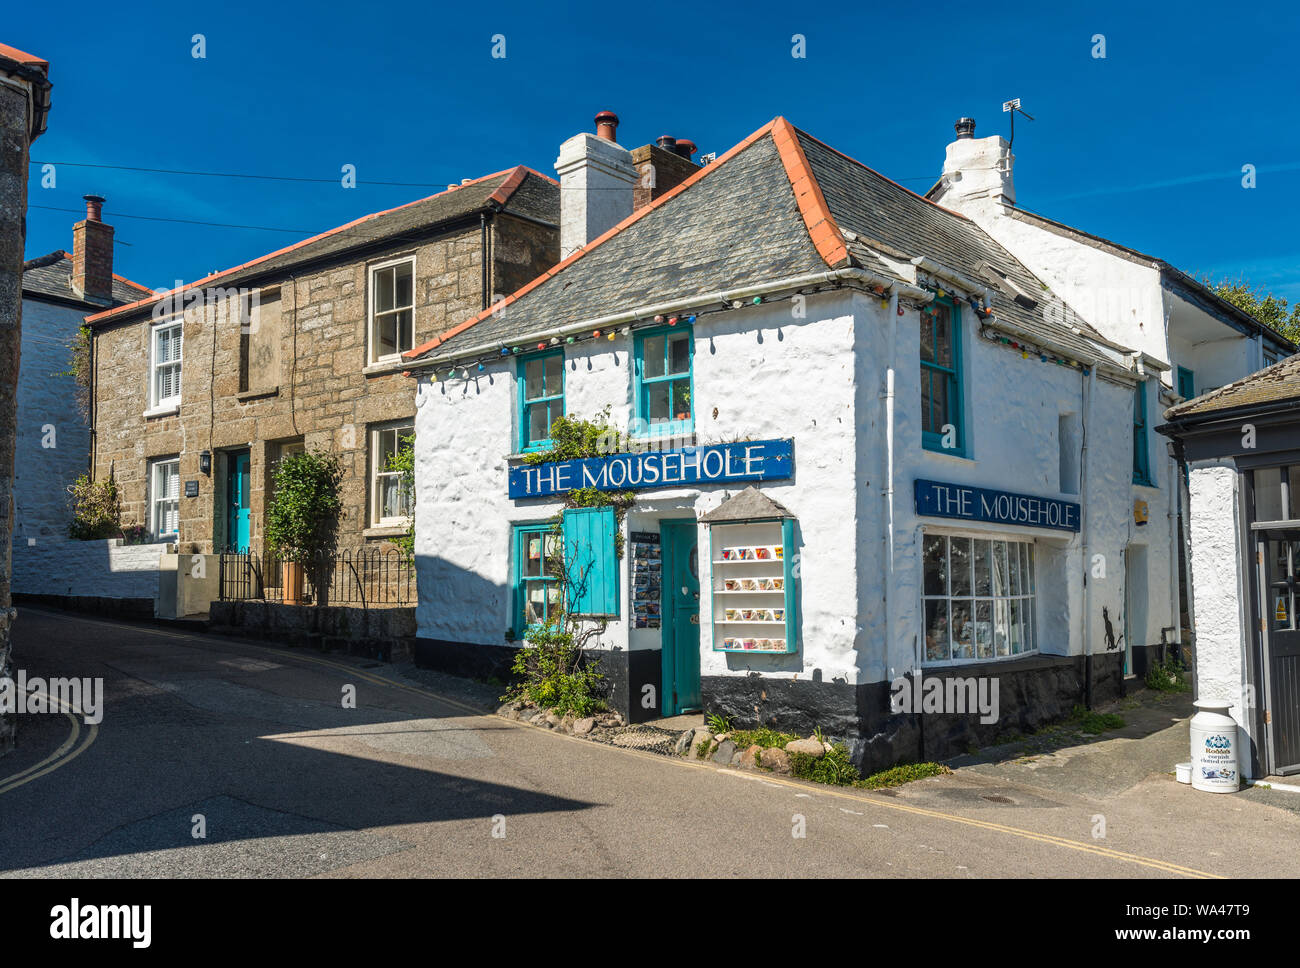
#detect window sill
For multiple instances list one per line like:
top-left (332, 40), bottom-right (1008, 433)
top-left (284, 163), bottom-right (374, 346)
top-left (143, 404), bottom-right (180, 419)
top-left (364, 524), bottom-right (410, 539)
top-left (363, 358), bottom-right (409, 377)
top-left (921, 444), bottom-right (974, 464)
top-left (237, 386), bottom-right (279, 402)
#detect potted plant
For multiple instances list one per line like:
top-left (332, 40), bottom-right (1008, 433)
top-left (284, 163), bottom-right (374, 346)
top-left (265, 450), bottom-right (343, 605)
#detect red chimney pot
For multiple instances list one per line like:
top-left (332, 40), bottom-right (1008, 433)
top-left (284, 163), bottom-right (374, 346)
top-left (676, 139), bottom-right (697, 159)
top-left (594, 111), bottom-right (619, 142)
top-left (84, 194), bottom-right (105, 222)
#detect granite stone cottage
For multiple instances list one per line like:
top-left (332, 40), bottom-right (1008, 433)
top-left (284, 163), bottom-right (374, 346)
top-left (1159, 357), bottom-right (1300, 778)
top-left (81, 168), bottom-right (560, 575)
top-left (400, 113), bottom-right (1197, 770)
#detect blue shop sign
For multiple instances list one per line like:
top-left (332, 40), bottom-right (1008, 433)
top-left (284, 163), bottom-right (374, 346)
top-left (914, 479), bottom-right (1080, 533)
top-left (510, 439), bottom-right (794, 499)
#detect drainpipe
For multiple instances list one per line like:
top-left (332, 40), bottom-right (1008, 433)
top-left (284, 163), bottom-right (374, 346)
top-left (1168, 444), bottom-right (1181, 660)
top-left (1081, 365), bottom-right (1096, 707)
top-left (883, 291), bottom-right (899, 685)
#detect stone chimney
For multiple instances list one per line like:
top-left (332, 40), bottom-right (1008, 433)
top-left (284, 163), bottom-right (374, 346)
top-left (71, 194), bottom-right (114, 304)
top-left (555, 111), bottom-right (636, 259)
top-left (937, 118), bottom-right (1016, 208)
top-left (631, 135), bottom-right (700, 210)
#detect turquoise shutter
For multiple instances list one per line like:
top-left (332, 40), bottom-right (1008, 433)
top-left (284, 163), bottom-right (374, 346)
top-left (782, 517), bottom-right (798, 652)
top-left (562, 507), bottom-right (619, 616)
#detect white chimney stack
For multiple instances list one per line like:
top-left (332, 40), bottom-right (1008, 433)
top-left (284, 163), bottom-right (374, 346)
top-left (936, 118), bottom-right (1016, 208)
top-left (555, 111), bottom-right (635, 259)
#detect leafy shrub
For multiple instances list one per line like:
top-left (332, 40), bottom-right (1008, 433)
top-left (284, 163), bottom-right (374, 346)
top-left (790, 742), bottom-right (861, 786)
top-left (67, 473), bottom-right (120, 540)
top-left (729, 726), bottom-right (800, 750)
top-left (1144, 654), bottom-right (1190, 693)
top-left (384, 433), bottom-right (415, 561)
top-left (854, 762), bottom-right (950, 790)
top-left (265, 450), bottom-right (343, 562)
top-left (503, 621), bottom-right (607, 717)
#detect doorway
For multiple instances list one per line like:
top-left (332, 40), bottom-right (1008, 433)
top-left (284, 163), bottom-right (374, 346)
top-left (226, 449), bottom-right (251, 552)
top-left (660, 519), bottom-right (701, 716)
top-left (1261, 533), bottom-right (1300, 774)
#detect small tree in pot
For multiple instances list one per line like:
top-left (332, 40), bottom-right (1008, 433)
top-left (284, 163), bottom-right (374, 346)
top-left (265, 450), bottom-right (343, 604)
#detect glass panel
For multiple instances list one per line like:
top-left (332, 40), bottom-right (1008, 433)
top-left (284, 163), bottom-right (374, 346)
top-left (933, 307), bottom-right (952, 368)
top-left (543, 534), bottom-right (562, 572)
top-left (528, 403), bottom-right (549, 444)
top-left (524, 580), bottom-right (547, 624)
top-left (380, 475), bottom-right (401, 518)
top-left (974, 540), bottom-right (991, 596)
top-left (1026, 544), bottom-right (1036, 593)
top-left (647, 383), bottom-right (670, 422)
top-left (543, 356), bottom-right (563, 397)
top-left (671, 379), bottom-right (691, 420)
top-left (525, 358), bottom-right (544, 399)
top-left (920, 314), bottom-right (934, 364)
top-left (523, 536), bottom-right (542, 577)
top-left (975, 600), bottom-right (993, 658)
top-left (667, 334), bottom-right (690, 374)
top-left (925, 598), bottom-right (950, 662)
top-left (994, 600), bottom-right (1011, 656)
top-left (394, 261), bottom-right (412, 307)
top-left (930, 371), bottom-right (949, 428)
top-left (950, 537), bottom-right (971, 597)
top-left (951, 601), bottom-right (973, 659)
top-left (374, 267), bottom-right (395, 313)
top-left (923, 535), bottom-right (947, 596)
top-left (992, 541), bottom-right (1009, 597)
top-left (377, 315), bottom-right (397, 357)
top-left (1009, 545), bottom-right (1022, 597)
top-left (396, 309), bottom-right (412, 352)
top-left (643, 335), bottom-right (666, 379)
top-left (1256, 467), bottom-right (1284, 521)
top-left (1009, 599), bottom-right (1023, 654)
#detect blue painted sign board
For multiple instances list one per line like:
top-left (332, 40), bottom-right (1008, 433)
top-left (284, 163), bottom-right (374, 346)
top-left (510, 439), bottom-right (794, 499)
top-left (914, 478), bottom-right (1081, 533)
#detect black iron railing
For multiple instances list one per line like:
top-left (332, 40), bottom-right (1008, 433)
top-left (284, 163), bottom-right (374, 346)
top-left (219, 549), bottom-right (414, 607)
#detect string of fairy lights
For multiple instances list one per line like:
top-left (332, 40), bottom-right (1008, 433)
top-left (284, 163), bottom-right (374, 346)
top-left (420, 282), bottom-right (1094, 382)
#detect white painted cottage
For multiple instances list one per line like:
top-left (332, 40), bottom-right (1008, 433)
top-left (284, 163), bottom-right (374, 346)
top-left (400, 113), bottom-right (1276, 770)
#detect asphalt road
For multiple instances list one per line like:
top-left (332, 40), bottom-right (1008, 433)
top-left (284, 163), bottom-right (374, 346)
top-left (3, 607), bottom-right (1299, 878)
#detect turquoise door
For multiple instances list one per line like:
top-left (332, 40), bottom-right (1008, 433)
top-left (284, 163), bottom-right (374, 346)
top-left (227, 451), bottom-right (251, 552)
top-left (661, 520), bottom-right (701, 715)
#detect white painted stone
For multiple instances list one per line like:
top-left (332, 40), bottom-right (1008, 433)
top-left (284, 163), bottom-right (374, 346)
top-left (555, 133), bottom-right (635, 260)
top-left (11, 538), bottom-right (168, 603)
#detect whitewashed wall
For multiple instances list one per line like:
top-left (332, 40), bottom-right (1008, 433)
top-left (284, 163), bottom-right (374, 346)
top-left (14, 296), bottom-right (90, 544)
top-left (12, 538), bottom-right (168, 602)
top-left (1185, 462), bottom-right (1256, 758)
top-left (413, 290), bottom-right (865, 686)
top-left (413, 282), bottom-right (1176, 693)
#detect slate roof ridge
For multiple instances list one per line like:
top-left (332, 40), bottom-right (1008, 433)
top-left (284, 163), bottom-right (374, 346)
top-left (404, 119), bottom-right (787, 362)
top-left (85, 165), bottom-right (545, 327)
top-left (23, 249), bottom-right (152, 305)
top-left (792, 125), bottom-right (978, 225)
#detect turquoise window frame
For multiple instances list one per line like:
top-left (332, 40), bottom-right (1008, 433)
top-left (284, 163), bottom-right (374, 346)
top-left (1133, 380), bottom-right (1153, 485)
top-left (517, 349), bottom-right (565, 452)
top-left (1176, 366), bottom-right (1195, 401)
top-left (633, 325), bottom-right (695, 437)
top-left (920, 298), bottom-right (965, 456)
top-left (512, 523), bottom-right (562, 638)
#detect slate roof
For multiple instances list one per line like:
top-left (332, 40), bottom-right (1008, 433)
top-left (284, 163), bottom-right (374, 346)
top-left (84, 166), bottom-right (559, 328)
top-left (22, 251), bottom-right (151, 307)
top-left (699, 485), bottom-right (795, 522)
top-left (1163, 353), bottom-right (1300, 420)
top-left (407, 118), bottom-right (1121, 369)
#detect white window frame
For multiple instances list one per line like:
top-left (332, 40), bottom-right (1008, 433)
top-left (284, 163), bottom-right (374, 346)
top-left (370, 422), bottom-right (414, 527)
top-left (149, 317), bottom-right (184, 411)
top-left (149, 457), bottom-right (180, 539)
top-left (921, 530), bottom-right (1038, 665)
top-left (368, 256), bottom-right (416, 364)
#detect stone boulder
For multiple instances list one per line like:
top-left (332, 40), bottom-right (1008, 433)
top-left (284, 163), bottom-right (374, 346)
top-left (738, 744), bottom-right (762, 769)
top-left (760, 747), bottom-right (792, 774)
top-left (785, 737), bottom-right (825, 758)
top-left (712, 739), bottom-right (736, 765)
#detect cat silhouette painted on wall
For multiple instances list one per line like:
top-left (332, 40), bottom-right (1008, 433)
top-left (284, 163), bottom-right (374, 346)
top-left (1102, 606), bottom-right (1124, 652)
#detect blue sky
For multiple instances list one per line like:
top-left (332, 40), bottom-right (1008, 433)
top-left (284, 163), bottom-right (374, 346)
top-left (13, 0), bottom-right (1300, 301)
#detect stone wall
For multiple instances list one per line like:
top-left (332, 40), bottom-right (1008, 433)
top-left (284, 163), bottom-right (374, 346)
top-left (90, 215), bottom-right (557, 558)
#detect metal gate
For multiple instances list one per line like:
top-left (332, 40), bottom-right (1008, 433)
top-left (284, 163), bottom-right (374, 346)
top-left (1261, 533), bottom-right (1300, 774)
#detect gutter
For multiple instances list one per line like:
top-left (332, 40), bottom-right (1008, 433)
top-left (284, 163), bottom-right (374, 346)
top-left (404, 268), bottom-right (934, 371)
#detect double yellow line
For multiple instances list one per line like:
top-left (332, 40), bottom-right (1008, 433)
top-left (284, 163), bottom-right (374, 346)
top-left (0, 691), bottom-right (99, 796)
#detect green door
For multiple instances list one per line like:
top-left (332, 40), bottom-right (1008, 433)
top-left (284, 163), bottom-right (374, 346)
top-left (661, 520), bottom-right (701, 715)
top-left (226, 450), bottom-right (251, 552)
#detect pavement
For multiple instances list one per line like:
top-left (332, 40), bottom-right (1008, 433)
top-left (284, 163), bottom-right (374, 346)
top-left (3, 606), bottom-right (1300, 878)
